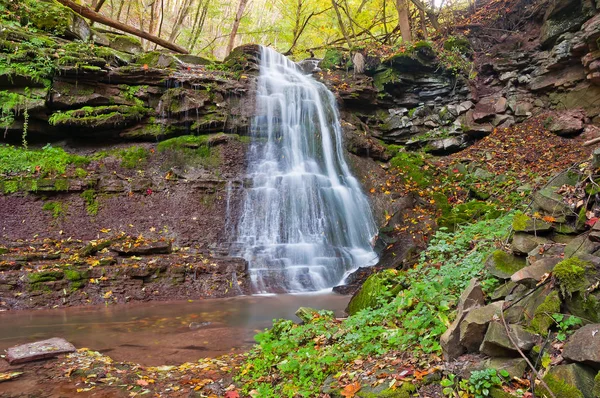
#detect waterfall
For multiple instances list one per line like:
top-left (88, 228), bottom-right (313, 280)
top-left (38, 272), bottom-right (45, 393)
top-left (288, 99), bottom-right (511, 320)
top-left (236, 46), bottom-right (378, 293)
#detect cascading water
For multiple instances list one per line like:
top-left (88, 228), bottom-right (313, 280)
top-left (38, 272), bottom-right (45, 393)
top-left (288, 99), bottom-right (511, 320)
top-left (236, 46), bottom-right (378, 293)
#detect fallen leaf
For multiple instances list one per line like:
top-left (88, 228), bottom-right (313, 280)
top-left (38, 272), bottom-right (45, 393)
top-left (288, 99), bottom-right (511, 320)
top-left (341, 382), bottom-right (361, 397)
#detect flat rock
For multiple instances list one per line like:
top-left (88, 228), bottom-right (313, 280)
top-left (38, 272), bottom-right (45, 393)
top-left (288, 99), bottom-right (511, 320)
top-left (511, 233), bottom-right (552, 255)
top-left (546, 110), bottom-right (585, 136)
top-left (460, 301), bottom-right (504, 352)
top-left (112, 241), bottom-right (172, 256)
top-left (563, 324), bottom-right (600, 368)
top-left (511, 257), bottom-right (562, 286)
top-left (6, 338), bottom-right (76, 365)
top-left (479, 322), bottom-right (538, 357)
top-left (485, 250), bottom-right (527, 279)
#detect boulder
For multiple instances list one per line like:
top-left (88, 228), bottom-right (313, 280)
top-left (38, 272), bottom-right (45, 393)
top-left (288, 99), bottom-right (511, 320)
top-left (563, 324), bottom-right (600, 368)
top-left (479, 322), bottom-right (538, 357)
top-left (6, 338), bottom-right (76, 364)
top-left (511, 233), bottom-right (552, 255)
top-left (533, 187), bottom-right (570, 216)
top-left (485, 250), bottom-right (527, 279)
top-left (472, 97), bottom-right (507, 122)
top-left (565, 235), bottom-right (600, 258)
top-left (459, 302), bottom-right (503, 352)
top-left (473, 358), bottom-right (527, 379)
top-left (295, 307), bottom-right (320, 323)
top-left (511, 257), bottom-right (562, 286)
top-left (441, 279), bottom-right (485, 360)
top-left (512, 213), bottom-right (553, 233)
top-left (545, 111), bottom-right (584, 136)
top-left (541, 364), bottom-right (596, 398)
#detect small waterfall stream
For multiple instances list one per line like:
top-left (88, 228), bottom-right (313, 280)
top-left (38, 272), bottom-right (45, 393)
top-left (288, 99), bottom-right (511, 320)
top-left (236, 46), bottom-right (378, 293)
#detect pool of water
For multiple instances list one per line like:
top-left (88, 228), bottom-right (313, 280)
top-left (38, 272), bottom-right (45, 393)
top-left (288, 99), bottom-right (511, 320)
top-left (0, 293), bottom-right (349, 365)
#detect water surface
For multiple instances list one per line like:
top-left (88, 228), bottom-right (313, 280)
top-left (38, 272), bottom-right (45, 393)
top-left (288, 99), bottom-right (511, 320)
top-left (0, 293), bottom-right (349, 365)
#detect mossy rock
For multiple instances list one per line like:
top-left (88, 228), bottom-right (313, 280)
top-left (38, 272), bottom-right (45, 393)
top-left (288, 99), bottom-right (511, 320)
top-left (49, 105), bottom-right (151, 130)
top-left (542, 364), bottom-right (595, 398)
top-left (593, 371), bottom-right (600, 398)
top-left (530, 290), bottom-right (561, 336)
top-left (28, 270), bottom-right (64, 283)
top-left (224, 44), bottom-right (260, 72)
top-left (443, 36), bottom-right (472, 55)
top-left (512, 212), bottom-right (552, 233)
top-left (485, 250), bottom-right (527, 279)
top-left (0, 247), bottom-right (7, 255)
top-left (538, 373), bottom-right (585, 398)
top-left (438, 200), bottom-right (501, 230)
top-left (64, 268), bottom-right (88, 282)
top-left (346, 270), bottom-right (398, 315)
top-left (356, 381), bottom-right (415, 398)
top-left (554, 257), bottom-right (592, 297)
top-left (106, 33), bottom-right (143, 55)
top-left (565, 291), bottom-right (600, 323)
top-left (565, 234), bottom-right (600, 258)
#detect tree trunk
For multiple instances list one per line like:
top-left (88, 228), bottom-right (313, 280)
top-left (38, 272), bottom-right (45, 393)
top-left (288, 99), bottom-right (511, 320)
top-left (395, 0), bottom-right (412, 43)
top-left (226, 0), bottom-right (249, 55)
top-left (168, 0), bottom-right (193, 42)
top-left (331, 0), bottom-right (353, 48)
top-left (55, 0), bottom-right (189, 53)
top-left (419, 7), bottom-right (427, 39)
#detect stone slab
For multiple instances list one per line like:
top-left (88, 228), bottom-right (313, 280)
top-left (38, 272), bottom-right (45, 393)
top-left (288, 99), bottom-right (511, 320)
top-left (6, 338), bottom-right (76, 365)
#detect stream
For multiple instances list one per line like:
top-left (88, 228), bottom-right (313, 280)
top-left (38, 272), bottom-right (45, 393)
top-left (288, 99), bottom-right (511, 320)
top-left (0, 293), bottom-right (349, 366)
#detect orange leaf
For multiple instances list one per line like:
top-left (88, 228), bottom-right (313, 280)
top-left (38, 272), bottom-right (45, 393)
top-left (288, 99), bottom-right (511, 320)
top-left (143, 64), bottom-right (149, 70)
top-left (136, 379), bottom-right (149, 386)
top-left (341, 382), bottom-right (361, 397)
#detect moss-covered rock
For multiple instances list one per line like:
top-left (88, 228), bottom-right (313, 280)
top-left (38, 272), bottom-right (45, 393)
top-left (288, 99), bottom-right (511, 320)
top-left (49, 105), bottom-right (151, 130)
top-left (28, 270), bottom-right (64, 283)
top-left (485, 250), bottom-right (527, 279)
top-left (106, 33), bottom-right (143, 55)
top-left (554, 257), bottom-right (592, 297)
top-left (346, 270), bottom-right (398, 315)
top-left (512, 212), bottom-right (552, 233)
top-left (319, 49), bottom-right (346, 70)
top-left (530, 290), bottom-right (561, 336)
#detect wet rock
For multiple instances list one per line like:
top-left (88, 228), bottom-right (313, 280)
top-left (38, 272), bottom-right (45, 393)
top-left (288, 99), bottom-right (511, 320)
top-left (485, 250), bottom-right (527, 279)
top-left (479, 322), bottom-right (538, 357)
top-left (533, 187), bottom-right (570, 216)
top-left (563, 324), bottom-right (600, 368)
top-left (6, 338), bottom-right (76, 364)
top-left (459, 302), bottom-right (503, 353)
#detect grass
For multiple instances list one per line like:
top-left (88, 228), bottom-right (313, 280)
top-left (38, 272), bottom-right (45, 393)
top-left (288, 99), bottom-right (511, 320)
top-left (118, 146), bottom-right (149, 169)
top-left (237, 214), bottom-right (513, 397)
top-left (0, 144), bottom-right (88, 176)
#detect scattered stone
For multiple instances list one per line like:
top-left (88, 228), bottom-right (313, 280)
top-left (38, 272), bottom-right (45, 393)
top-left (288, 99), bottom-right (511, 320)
top-left (6, 338), bottom-right (76, 365)
top-left (295, 307), bottom-right (320, 323)
top-left (511, 257), bottom-right (562, 286)
top-left (485, 250), bottom-right (527, 279)
top-left (563, 324), bottom-right (600, 368)
top-left (533, 187), bottom-right (570, 216)
top-left (511, 233), bottom-right (552, 255)
top-left (545, 111), bottom-right (584, 136)
top-left (475, 358), bottom-right (527, 379)
top-left (459, 302), bottom-right (503, 352)
top-left (542, 364), bottom-right (596, 398)
top-left (479, 322), bottom-right (538, 357)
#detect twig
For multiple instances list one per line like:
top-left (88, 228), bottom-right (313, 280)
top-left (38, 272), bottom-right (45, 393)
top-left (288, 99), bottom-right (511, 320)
top-left (500, 304), bottom-right (557, 398)
top-left (584, 137), bottom-right (600, 147)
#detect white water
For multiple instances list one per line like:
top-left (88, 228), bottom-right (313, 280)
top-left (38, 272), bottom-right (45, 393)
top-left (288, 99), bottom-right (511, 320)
top-left (236, 46), bottom-right (378, 293)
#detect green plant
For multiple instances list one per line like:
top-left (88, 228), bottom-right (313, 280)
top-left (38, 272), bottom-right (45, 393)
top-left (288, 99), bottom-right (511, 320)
top-left (553, 257), bottom-right (590, 297)
top-left (118, 146), bottom-right (149, 169)
top-left (80, 189), bottom-right (99, 216)
top-left (238, 215), bottom-right (513, 396)
top-left (42, 201), bottom-right (67, 219)
top-left (468, 369), bottom-right (510, 398)
top-left (551, 314), bottom-right (582, 341)
top-left (0, 144), bottom-right (88, 176)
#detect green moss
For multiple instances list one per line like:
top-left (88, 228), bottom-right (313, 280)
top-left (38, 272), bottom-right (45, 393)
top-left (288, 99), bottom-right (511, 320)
top-left (81, 189), bottom-right (99, 216)
top-left (357, 382), bottom-right (415, 397)
top-left (530, 291), bottom-right (561, 336)
top-left (42, 201), bottom-right (67, 219)
top-left (135, 51), bottom-right (162, 67)
top-left (443, 36), bottom-right (472, 55)
top-left (593, 371), bottom-right (600, 398)
top-left (74, 168), bottom-right (88, 178)
top-left (119, 146), bottom-right (148, 169)
top-left (347, 270), bottom-right (398, 315)
top-left (389, 151), bottom-right (432, 188)
top-left (438, 200), bottom-right (501, 230)
top-left (54, 179), bottom-right (69, 191)
top-left (2, 180), bottom-right (19, 193)
top-left (577, 206), bottom-right (587, 230)
top-left (64, 268), bottom-right (88, 282)
top-left (512, 211), bottom-right (529, 231)
top-left (0, 144), bottom-right (89, 177)
top-left (554, 257), bottom-right (591, 297)
top-left (28, 270), bottom-right (64, 283)
top-left (539, 374), bottom-right (584, 398)
top-left (48, 105), bottom-right (150, 128)
top-left (488, 250), bottom-right (526, 278)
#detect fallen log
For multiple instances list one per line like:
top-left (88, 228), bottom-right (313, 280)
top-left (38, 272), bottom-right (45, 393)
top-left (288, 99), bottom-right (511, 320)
top-left (56, 0), bottom-right (189, 54)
